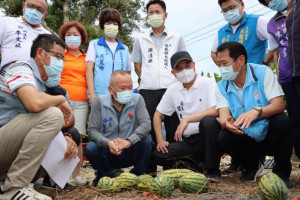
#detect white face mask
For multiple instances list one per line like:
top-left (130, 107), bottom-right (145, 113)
top-left (219, 59), bottom-right (241, 81)
top-left (104, 24), bottom-right (119, 38)
top-left (176, 68), bottom-right (195, 83)
top-left (148, 14), bottom-right (164, 28)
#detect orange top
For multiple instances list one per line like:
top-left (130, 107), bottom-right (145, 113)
top-left (60, 51), bottom-right (87, 101)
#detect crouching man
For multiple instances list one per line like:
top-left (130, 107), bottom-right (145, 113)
top-left (0, 34), bottom-right (77, 200)
top-left (84, 71), bottom-right (152, 186)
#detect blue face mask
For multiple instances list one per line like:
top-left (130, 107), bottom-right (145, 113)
top-left (45, 74), bottom-right (61, 88)
top-left (268, 0), bottom-right (288, 12)
top-left (42, 50), bottom-right (64, 77)
top-left (220, 65), bottom-right (239, 81)
top-left (112, 88), bottom-right (133, 104)
top-left (223, 8), bottom-right (241, 24)
top-left (65, 36), bottom-right (81, 49)
top-left (23, 8), bottom-right (43, 25)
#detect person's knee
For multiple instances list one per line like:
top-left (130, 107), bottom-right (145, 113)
top-left (64, 127), bottom-right (80, 146)
top-left (84, 141), bottom-right (99, 158)
top-left (199, 115), bottom-right (219, 129)
top-left (217, 131), bottom-right (231, 149)
top-left (43, 107), bottom-right (64, 132)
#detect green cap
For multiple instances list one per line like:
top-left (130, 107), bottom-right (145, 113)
top-left (171, 51), bottom-right (193, 69)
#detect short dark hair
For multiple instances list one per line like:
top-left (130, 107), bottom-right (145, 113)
top-left (257, 0), bottom-right (268, 6)
top-left (98, 8), bottom-right (122, 30)
top-left (218, 0), bottom-right (242, 6)
top-left (59, 21), bottom-right (88, 44)
top-left (146, 0), bottom-right (166, 12)
top-left (216, 41), bottom-right (248, 63)
top-left (30, 34), bottom-right (66, 58)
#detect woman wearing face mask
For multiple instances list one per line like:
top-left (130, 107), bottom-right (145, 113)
top-left (58, 21), bottom-right (89, 186)
top-left (86, 8), bottom-right (131, 106)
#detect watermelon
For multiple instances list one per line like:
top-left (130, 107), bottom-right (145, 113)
top-left (148, 175), bottom-right (174, 197)
top-left (258, 173), bottom-right (288, 200)
top-left (137, 174), bottom-right (153, 191)
top-left (115, 172), bottom-right (138, 189)
top-left (179, 172), bottom-right (209, 193)
top-left (97, 177), bottom-right (121, 193)
top-left (158, 169), bottom-right (193, 188)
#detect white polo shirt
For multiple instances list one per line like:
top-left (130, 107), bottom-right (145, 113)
top-left (157, 75), bottom-right (217, 137)
top-left (0, 16), bottom-right (50, 67)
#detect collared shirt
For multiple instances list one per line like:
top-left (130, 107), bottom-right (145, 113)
top-left (131, 27), bottom-right (186, 63)
top-left (156, 75), bottom-right (217, 137)
top-left (0, 16), bottom-right (50, 67)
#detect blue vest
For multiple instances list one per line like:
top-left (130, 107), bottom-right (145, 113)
top-left (218, 13), bottom-right (267, 64)
top-left (0, 59), bottom-right (45, 126)
top-left (218, 63), bottom-right (270, 142)
top-left (93, 37), bottom-right (129, 96)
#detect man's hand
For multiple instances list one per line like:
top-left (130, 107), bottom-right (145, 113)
top-left (89, 93), bottom-right (96, 106)
top-left (57, 100), bottom-right (73, 124)
top-left (225, 116), bottom-right (244, 135)
top-left (156, 140), bottom-right (169, 153)
top-left (113, 138), bottom-right (132, 152)
top-left (233, 109), bottom-right (260, 129)
top-left (107, 140), bottom-right (121, 155)
top-left (174, 119), bottom-right (189, 141)
top-left (64, 136), bottom-right (78, 160)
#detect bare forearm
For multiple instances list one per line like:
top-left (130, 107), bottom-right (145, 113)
top-left (153, 112), bottom-right (164, 143)
top-left (260, 100), bottom-right (285, 118)
top-left (134, 63), bottom-right (142, 78)
top-left (86, 62), bottom-right (95, 95)
top-left (184, 106), bottom-right (218, 123)
top-left (211, 51), bottom-right (218, 65)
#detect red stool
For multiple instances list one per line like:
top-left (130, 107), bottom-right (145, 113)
top-left (81, 143), bottom-right (88, 165)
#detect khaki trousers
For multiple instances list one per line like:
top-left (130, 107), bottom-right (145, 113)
top-left (0, 107), bottom-right (63, 191)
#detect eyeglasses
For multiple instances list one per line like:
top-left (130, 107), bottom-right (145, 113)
top-left (174, 61), bottom-right (193, 72)
top-left (221, 4), bottom-right (239, 13)
top-left (43, 49), bottom-right (66, 62)
top-left (26, 2), bottom-right (46, 14)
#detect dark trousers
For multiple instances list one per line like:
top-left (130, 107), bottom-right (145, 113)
top-left (84, 135), bottom-right (152, 178)
top-left (282, 81), bottom-right (300, 159)
top-left (152, 116), bottom-right (222, 171)
top-left (218, 114), bottom-right (293, 179)
top-left (139, 89), bottom-right (180, 143)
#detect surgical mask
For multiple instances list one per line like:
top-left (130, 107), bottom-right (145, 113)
top-left (23, 8), bottom-right (43, 25)
top-left (223, 8), bottom-right (241, 24)
top-left (112, 88), bottom-right (133, 104)
top-left (268, 0), bottom-right (288, 12)
top-left (104, 24), bottom-right (119, 38)
top-left (219, 59), bottom-right (242, 81)
top-left (176, 68), bottom-right (195, 83)
top-left (45, 74), bottom-right (61, 88)
top-left (65, 36), bottom-right (81, 49)
top-left (148, 14), bottom-right (164, 28)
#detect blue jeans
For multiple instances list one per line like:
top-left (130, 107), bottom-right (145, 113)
top-left (84, 135), bottom-right (152, 179)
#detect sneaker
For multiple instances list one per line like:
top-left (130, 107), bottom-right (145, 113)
top-left (69, 176), bottom-right (89, 186)
top-left (205, 169), bottom-right (222, 183)
top-left (240, 162), bottom-right (264, 181)
top-left (0, 183), bottom-right (52, 200)
top-left (112, 168), bottom-right (124, 177)
top-left (92, 176), bottom-right (101, 187)
top-left (264, 158), bottom-right (275, 169)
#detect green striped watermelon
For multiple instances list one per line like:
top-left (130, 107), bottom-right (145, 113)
top-left (115, 172), bottom-right (138, 189)
top-left (137, 174), bottom-right (153, 191)
top-left (97, 177), bottom-right (121, 193)
top-left (179, 172), bottom-right (209, 193)
top-left (148, 175), bottom-right (174, 197)
top-left (258, 173), bottom-right (288, 200)
top-left (158, 169), bottom-right (193, 188)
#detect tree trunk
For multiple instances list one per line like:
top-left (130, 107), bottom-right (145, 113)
top-left (63, 0), bottom-right (70, 23)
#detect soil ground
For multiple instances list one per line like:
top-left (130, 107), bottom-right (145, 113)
top-left (37, 156), bottom-right (300, 200)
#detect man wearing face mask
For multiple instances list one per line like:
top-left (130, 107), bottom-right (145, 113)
top-left (211, 0), bottom-right (277, 66)
top-left (152, 51), bottom-right (222, 180)
top-left (0, 34), bottom-right (78, 199)
top-left (131, 0), bottom-right (186, 173)
top-left (84, 70), bottom-right (152, 187)
top-left (0, 0), bottom-right (50, 67)
top-left (215, 41), bottom-right (293, 188)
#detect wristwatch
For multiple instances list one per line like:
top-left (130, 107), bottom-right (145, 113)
top-left (253, 106), bottom-right (263, 116)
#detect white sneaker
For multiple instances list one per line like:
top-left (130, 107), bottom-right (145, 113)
top-left (69, 176), bottom-right (88, 186)
top-left (0, 183), bottom-right (52, 200)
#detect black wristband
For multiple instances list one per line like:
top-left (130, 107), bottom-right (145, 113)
top-left (262, 61), bottom-right (268, 66)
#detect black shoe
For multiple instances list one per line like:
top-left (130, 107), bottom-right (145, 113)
top-left (279, 176), bottom-right (293, 189)
top-left (92, 176), bottom-right (101, 187)
top-left (205, 169), bottom-right (222, 183)
top-left (41, 181), bottom-right (75, 190)
top-left (240, 163), bottom-right (264, 181)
